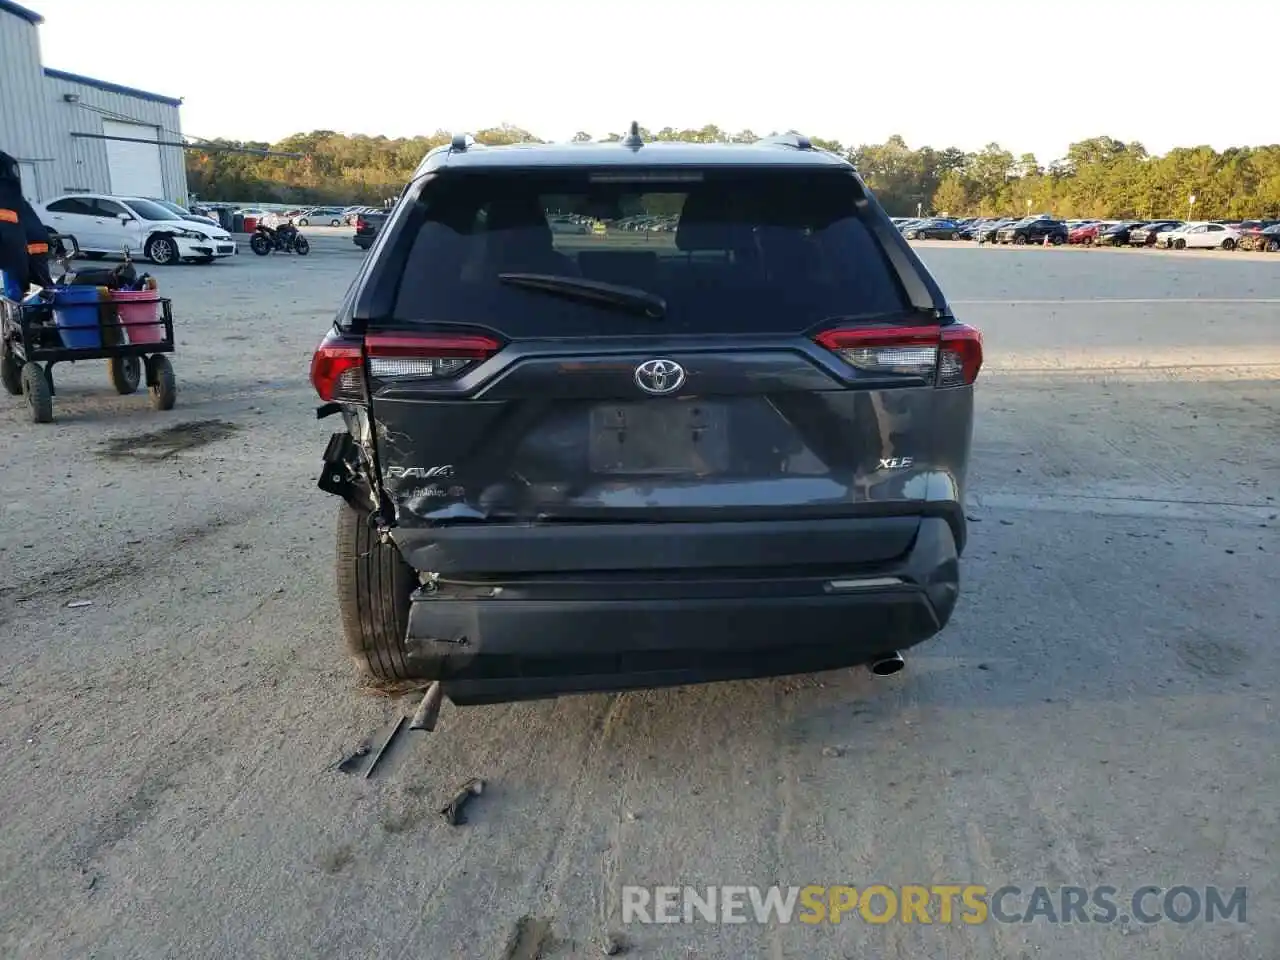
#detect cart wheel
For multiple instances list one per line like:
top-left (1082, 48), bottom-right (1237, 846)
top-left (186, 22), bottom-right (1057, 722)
top-left (108, 356), bottom-right (142, 395)
top-left (148, 355), bottom-right (176, 411)
top-left (21, 363), bottom-right (52, 423)
top-left (1, 342), bottom-right (21, 397)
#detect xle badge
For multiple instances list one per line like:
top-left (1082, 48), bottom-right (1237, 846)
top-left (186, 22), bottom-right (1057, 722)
top-left (878, 457), bottom-right (914, 469)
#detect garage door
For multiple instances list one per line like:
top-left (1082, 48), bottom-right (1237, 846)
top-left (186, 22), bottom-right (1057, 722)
top-left (102, 120), bottom-right (166, 199)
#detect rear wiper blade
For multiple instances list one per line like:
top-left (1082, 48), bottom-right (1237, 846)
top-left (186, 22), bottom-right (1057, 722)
top-left (498, 273), bottom-right (666, 318)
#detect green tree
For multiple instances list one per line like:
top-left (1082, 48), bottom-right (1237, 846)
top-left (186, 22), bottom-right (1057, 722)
top-left (183, 124), bottom-right (1280, 218)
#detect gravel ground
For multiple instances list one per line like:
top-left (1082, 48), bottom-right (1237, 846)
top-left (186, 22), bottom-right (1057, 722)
top-left (1, 235), bottom-right (1277, 959)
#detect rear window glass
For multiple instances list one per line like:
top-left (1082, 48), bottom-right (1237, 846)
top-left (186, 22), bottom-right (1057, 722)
top-left (390, 171), bottom-right (909, 336)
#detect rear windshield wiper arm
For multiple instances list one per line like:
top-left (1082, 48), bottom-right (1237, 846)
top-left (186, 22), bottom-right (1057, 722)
top-left (498, 273), bottom-right (666, 318)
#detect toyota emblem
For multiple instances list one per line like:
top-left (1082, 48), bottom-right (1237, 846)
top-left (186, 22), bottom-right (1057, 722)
top-left (634, 359), bottom-right (686, 396)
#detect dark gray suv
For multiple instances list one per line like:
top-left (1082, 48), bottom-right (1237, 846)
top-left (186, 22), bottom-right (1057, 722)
top-left (310, 127), bottom-right (982, 706)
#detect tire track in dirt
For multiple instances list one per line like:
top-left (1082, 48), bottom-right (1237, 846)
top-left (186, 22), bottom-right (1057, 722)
top-left (0, 508), bottom-right (254, 608)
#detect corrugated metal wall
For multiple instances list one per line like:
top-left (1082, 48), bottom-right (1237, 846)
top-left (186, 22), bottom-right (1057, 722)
top-left (43, 74), bottom-right (187, 205)
top-left (0, 9), bottom-right (60, 203)
top-left (1, 7), bottom-right (187, 205)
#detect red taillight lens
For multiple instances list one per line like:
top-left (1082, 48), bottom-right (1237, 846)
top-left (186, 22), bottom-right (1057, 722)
top-left (355, 217), bottom-right (366, 231)
top-left (939, 323), bottom-right (983, 386)
top-left (365, 332), bottom-right (501, 383)
top-left (310, 331), bottom-right (502, 403)
top-left (310, 333), bottom-right (364, 402)
top-left (815, 322), bottom-right (982, 387)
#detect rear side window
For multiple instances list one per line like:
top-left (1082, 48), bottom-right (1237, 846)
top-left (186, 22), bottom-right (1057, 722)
top-left (390, 171), bottom-right (909, 336)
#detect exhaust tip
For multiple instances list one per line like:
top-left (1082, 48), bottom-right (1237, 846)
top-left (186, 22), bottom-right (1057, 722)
top-left (869, 652), bottom-right (905, 677)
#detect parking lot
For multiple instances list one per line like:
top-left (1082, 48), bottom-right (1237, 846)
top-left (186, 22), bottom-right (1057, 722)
top-left (1, 233), bottom-right (1277, 958)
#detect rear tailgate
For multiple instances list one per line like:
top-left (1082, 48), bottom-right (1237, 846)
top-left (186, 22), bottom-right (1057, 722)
top-left (325, 167), bottom-right (979, 570)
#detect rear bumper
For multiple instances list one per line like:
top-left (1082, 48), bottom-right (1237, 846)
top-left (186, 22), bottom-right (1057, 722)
top-left (353, 235), bottom-right (374, 249)
top-left (396, 517), bottom-right (961, 703)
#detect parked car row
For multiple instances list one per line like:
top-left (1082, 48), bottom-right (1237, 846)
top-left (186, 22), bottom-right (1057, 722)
top-left (891, 215), bottom-right (1280, 252)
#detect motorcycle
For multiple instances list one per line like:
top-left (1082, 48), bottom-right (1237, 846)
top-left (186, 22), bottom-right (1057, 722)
top-left (249, 219), bottom-right (310, 257)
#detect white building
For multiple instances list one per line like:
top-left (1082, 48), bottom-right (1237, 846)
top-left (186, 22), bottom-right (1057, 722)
top-left (0, 0), bottom-right (187, 205)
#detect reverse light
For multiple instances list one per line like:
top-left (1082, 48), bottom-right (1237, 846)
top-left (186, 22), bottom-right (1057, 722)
top-left (815, 323), bottom-right (983, 387)
top-left (365, 333), bottom-right (501, 383)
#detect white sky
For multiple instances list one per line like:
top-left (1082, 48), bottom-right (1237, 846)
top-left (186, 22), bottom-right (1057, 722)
top-left (31, 0), bottom-right (1279, 164)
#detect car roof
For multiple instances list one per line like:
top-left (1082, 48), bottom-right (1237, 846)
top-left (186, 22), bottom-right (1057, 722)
top-left (414, 135), bottom-right (855, 178)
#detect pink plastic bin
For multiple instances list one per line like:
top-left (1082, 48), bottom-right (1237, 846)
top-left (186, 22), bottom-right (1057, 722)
top-left (111, 290), bottom-right (164, 344)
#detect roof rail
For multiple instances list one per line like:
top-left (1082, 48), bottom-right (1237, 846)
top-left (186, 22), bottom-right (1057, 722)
top-left (759, 132), bottom-right (813, 151)
top-left (450, 132), bottom-right (477, 153)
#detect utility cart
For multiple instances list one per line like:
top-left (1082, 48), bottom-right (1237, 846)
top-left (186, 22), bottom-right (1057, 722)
top-left (0, 235), bottom-right (177, 423)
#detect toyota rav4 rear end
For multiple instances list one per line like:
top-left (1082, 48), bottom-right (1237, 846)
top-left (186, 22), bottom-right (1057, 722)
top-left (310, 131), bottom-right (982, 705)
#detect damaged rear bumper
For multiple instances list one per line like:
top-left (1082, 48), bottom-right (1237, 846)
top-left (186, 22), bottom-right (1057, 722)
top-left (393, 517), bottom-right (960, 704)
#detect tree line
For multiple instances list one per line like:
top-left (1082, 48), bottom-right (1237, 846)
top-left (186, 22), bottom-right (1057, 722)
top-left (185, 125), bottom-right (1280, 220)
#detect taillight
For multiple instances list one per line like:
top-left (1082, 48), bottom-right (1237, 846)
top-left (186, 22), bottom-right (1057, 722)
top-left (310, 331), bottom-right (503, 403)
top-left (365, 332), bottom-right (501, 384)
top-left (355, 217), bottom-right (366, 231)
top-left (938, 323), bottom-right (983, 386)
top-left (310, 330), bottom-right (364, 402)
top-left (815, 322), bottom-right (982, 387)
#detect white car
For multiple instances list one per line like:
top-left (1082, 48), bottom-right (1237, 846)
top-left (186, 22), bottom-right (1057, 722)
top-left (38, 194), bottom-right (237, 265)
top-left (297, 207), bottom-right (345, 227)
top-left (1159, 221), bottom-right (1242, 251)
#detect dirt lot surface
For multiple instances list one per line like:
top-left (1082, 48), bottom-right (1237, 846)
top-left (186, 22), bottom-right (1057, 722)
top-left (1, 236), bottom-right (1276, 959)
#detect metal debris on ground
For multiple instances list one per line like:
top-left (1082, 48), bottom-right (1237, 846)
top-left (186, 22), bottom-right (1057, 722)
top-left (439, 777), bottom-right (485, 826)
top-left (408, 681), bottom-right (443, 732)
top-left (336, 743), bottom-right (371, 775)
top-left (363, 717), bottom-right (406, 779)
top-left (66, 600), bottom-right (93, 609)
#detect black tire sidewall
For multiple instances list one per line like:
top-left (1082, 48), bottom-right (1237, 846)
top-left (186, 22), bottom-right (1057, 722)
top-left (21, 363), bottom-right (52, 422)
top-left (108, 356), bottom-right (142, 394)
top-left (148, 355), bottom-right (177, 410)
top-left (335, 501), bottom-right (417, 680)
top-left (1, 342), bottom-right (22, 396)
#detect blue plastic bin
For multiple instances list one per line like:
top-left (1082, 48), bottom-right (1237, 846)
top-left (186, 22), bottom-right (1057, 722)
top-left (52, 286), bottom-right (104, 349)
top-left (1, 270), bottom-right (22, 301)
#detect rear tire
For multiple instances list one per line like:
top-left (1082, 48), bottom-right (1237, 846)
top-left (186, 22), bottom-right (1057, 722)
top-left (335, 501), bottom-right (417, 680)
top-left (1221, 238), bottom-right (1236, 251)
top-left (1267, 239), bottom-right (1279, 253)
top-left (21, 363), bottom-right (52, 423)
top-left (108, 356), bottom-right (142, 394)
